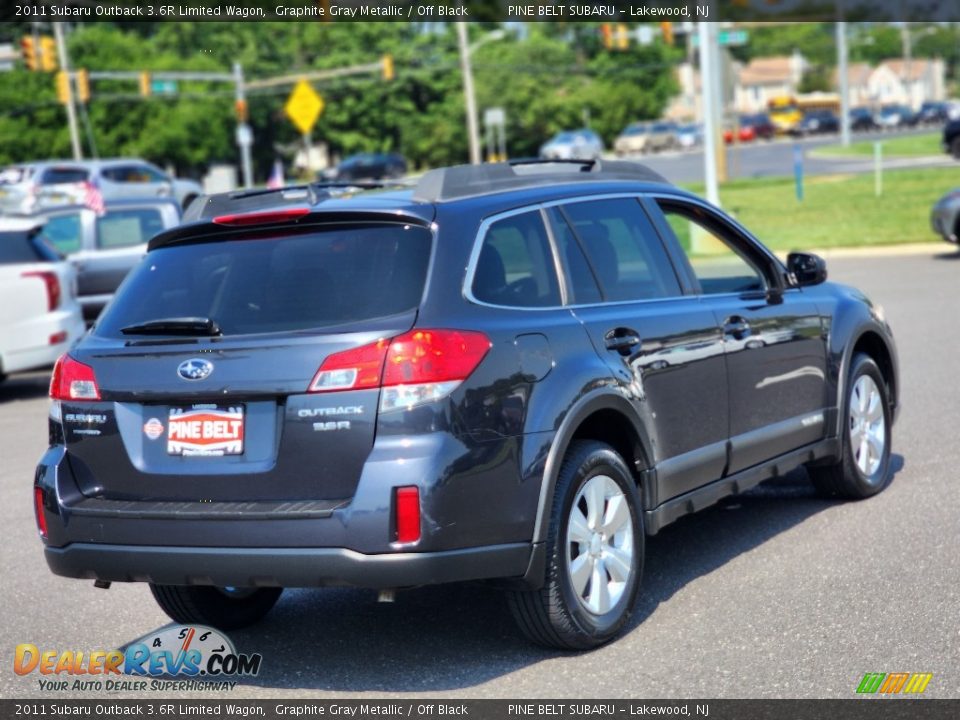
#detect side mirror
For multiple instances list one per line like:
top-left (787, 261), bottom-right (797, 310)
top-left (786, 252), bottom-right (827, 287)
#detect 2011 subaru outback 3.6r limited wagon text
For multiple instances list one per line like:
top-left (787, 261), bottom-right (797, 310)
top-left (35, 160), bottom-right (899, 649)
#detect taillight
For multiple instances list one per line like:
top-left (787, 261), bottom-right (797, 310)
top-left (34, 487), bottom-right (48, 538)
top-left (308, 329), bottom-right (491, 412)
top-left (49, 354), bottom-right (101, 401)
top-left (212, 208), bottom-right (310, 226)
top-left (309, 339), bottom-right (390, 392)
top-left (394, 486), bottom-right (420, 544)
top-left (380, 329), bottom-right (491, 412)
top-left (21, 270), bottom-right (61, 311)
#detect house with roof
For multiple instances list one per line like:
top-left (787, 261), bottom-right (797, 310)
top-left (733, 53), bottom-right (807, 113)
top-left (867, 58), bottom-right (946, 108)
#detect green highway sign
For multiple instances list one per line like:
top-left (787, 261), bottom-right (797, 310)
top-left (151, 79), bottom-right (177, 95)
top-left (691, 30), bottom-right (749, 47)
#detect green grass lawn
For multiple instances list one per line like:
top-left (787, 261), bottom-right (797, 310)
top-left (683, 167), bottom-right (954, 252)
top-left (810, 132), bottom-right (942, 158)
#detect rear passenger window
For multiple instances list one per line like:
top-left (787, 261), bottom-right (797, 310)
top-left (472, 211), bottom-right (561, 307)
top-left (560, 198), bottom-right (681, 301)
top-left (545, 208), bottom-right (601, 305)
top-left (96, 208), bottom-right (166, 249)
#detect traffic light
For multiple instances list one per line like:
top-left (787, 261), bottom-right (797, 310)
top-left (139, 71), bottom-right (151, 97)
top-left (601, 24), bottom-right (613, 50)
top-left (76, 69), bottom-right (90, 103)
top-left (40, 36), bottom-right (57, 71)
top-left (55, 71), bottom-right (70, 104)
top-left (661, 22), bottom-right (675, 46)
top-left (234, 98), bottom-right (248, 123)
top-left (21, 37), bottom-right (37, 71)
top-left (382, 54), bottom-right (394, 81)
top-left (615, 24), bottom-right (629, 51)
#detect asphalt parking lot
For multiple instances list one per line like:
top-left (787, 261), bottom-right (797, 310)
top-left (2, 247), bottom-right (958, 700)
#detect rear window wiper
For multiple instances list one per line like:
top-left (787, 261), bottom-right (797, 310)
top-left (120, 317), bottom-right (223, 336)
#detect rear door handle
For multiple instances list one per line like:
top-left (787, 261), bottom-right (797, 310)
top-left (604, 328), bottom-right (641, 355)
top-left (723, 315), bottom-right (751, 340)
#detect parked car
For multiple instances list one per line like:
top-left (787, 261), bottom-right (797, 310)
top-left (615, 122), bottom-right (677, 155)
top-left (0, 217), bottom-right (85, 382)
top-left (930, 188), bottom-right (960, 245)
top-left (849, 107), bottom-right (879, 132)
top-left (35, 160), bottom-right (899, 649)
top-left (944, 117), bottom-right (960, 159)
top-left (791, 110), bottom-right (840, 136)
top-left (917, 101), bottom-right (950, 125)
top-left (739, 113), bottom-right (776, 141)
top-left (675, 123), bottom-right (703, 149)
top-left (877, 104), bottom-right (918, 130)
top-left (323, 153), bottom-right (408, 182)
top-left (0, 159), bottom-right (201, 215)
top-left (30, 198), bottom-right (181, 322)
top-left (540, 129), bottom-right (604, 160)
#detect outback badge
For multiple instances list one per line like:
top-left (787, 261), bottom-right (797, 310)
top-left (177, 358), bottom-right (214, 381)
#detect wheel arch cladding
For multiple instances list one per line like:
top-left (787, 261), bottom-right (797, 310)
top-left (533, 392), bottom-right (653, 544)
top-left (851, 330), bottom-right (897, 415)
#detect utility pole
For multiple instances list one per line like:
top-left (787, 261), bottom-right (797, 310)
top-left (52, 22), bottom-right (82, 160)
top-left (698, 22), bottom-right (719, 207)
top-left (233, 62), bottom-right (253, 188)
top-left (837, 21), bottom-right (851, 147)
top-left (709, 23), bottom-right (727, 183)
top-left (457, 22), bottom-right (481, 165)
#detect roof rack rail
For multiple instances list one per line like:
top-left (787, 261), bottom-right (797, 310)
top-left (413, 159), bottom-right (670, 202)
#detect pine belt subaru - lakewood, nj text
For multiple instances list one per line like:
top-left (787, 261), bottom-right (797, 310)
top-left (35, 160), bottom-right (899, 649)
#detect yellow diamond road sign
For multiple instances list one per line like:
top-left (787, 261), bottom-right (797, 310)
top-left (285, 79), bottom-right (324, 135)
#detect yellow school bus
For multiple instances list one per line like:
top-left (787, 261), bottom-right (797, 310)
top-left (768, 94), bottom-right (842, 134)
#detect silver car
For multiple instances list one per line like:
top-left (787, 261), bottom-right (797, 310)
top-left (931, 188), bottom-right (960, 245)
top-left (0, 159), bottom-right (201, 215)
top-left (539, 129), bottom-right (604, 161)
top-left (31, 197), bottom-right (181, 322)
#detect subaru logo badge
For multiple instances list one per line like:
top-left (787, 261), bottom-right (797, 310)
top-left (178, 358), bottom-right (214, 381)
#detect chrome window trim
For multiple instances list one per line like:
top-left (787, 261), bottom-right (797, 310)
top-left (464, 192), bottom-right (704, 311)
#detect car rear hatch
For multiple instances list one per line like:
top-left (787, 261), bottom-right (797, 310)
top-left (56, 215), bottom-right (434, 505)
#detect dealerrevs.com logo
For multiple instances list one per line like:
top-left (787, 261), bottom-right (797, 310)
top-left (856, 672), bottom-right (933, 695)
top-left (14, 625), bottom-right (262, 692)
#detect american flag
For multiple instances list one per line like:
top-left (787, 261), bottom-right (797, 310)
top-left (266, 160), bottom-right (285, 190)
top-left (83, 180), bottom-right (106, 216)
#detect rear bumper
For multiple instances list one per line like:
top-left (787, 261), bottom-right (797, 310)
top-left (44, 542), bottom-right (535, 589)
top-left (0, 308), bottom-right (85, 375)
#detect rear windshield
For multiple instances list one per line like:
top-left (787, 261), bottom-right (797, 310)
top-left (95, 223), bottom-right (432, 337)
top-left (41, 167), bottom-right (89, 185)
top-left (0, 230), bottom-right (60, 264)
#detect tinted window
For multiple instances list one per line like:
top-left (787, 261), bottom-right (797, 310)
top-left (657, 202), bottom-right (766, 295)
top-left (38, 213), bottom-right (83, 255)
top-left (0, 230), bottom-right (50, 264)
top-left (40, 167), bottom-right (89, 185)
top-left (545, 208), bottom-right (602, 305)
top-left (101, 165), bottom-right (167, 183)
top-left (561, 198), bottom-right (681, 301)
top-left (96, 224), bottom-right (432, 337)
top-left (472, 211), bottom-right (561, 308)
top-left (97, 208), bottom-right (166, 249)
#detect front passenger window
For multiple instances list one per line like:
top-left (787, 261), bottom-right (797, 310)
top-left (658, 203), bottom-right (766, 295)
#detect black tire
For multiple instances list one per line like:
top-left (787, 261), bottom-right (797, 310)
top-left (951, 137), bottom-right (960, 161)
top-left (809, 353), bottom-right (892, 499)
top-left (508, 440), bottom-right (644, 650)
top-left (150, 585), bottom-right (282, 631)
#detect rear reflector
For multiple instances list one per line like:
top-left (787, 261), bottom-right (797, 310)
top-left (21, 270), bottom-right (61, 311)
top-left (49, 354), bottom-right (101, 401)
top-left (34, 487), bottom-right (48, 538)
top-left (49, 331), bottom-right (67, 345)
top-left (212, 208), bottom-right (310, 226)
top-left (308, 329), bottom-right (491, 411)
top-left (395, 486), bottom-right (420, 544)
